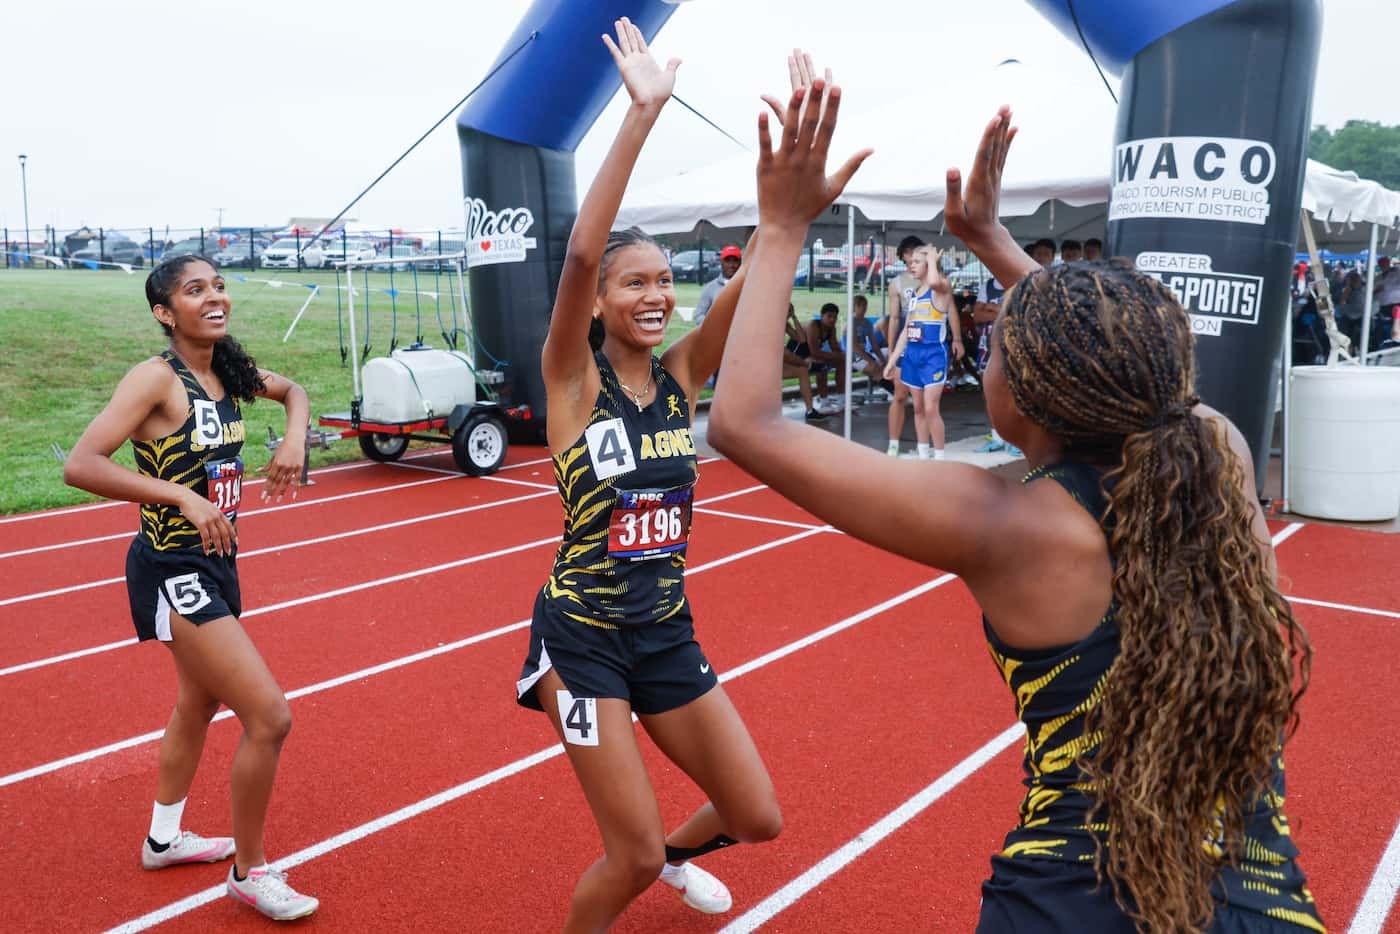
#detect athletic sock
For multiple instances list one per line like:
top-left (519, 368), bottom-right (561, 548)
top-left (917, 443), bottom-right (931, 460)
top-left (934, 448), bottom-right (946, 461)
top-left (149, 797), bottom-right (186, 846)
top-left (990, 428), bottom-right (1004, 444)
top-left (660, 862), bottom-right (686, 879)
top-left (886, 440), bottom-right (900, 456)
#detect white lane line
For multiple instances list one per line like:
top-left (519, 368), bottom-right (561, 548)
top-left (1348, 811), bottom-right (1400, 934)
top-left (0, 447), bottom-right (460, 526)
top-left (0, 472), bottom-right (463, 560)
top-left (1288, 596), bottom-right (1400, 621)
top-left (693, 507), bottom-right (824, 531)
top-left (0, 489), bottom-right (557, 607)
top-left (696, 483), bottom-right (766, 505)
top-left (0, 452), bottom-right (554, 555)
top-left (720, 723), bottom-right (1025, 934)
top-left (481, 474), bottom-right (556, 491)
top-left (0, 485), bottom-right (785, 677)
top-left (1272, 521), bottom-right (1306, 548)
top-left (101, 574), bottom-right (952, 934)
top-left (2, 523), bottom-right (822, 787)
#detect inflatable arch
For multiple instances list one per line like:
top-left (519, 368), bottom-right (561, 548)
top-left (461, 0), bottom-right (1322, 479)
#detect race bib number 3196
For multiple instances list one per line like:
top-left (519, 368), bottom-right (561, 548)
top-left (608, 487), bottom-right (693, 561)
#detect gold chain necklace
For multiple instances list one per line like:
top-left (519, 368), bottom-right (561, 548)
top-left (615, 368), bottom-right (654, 412)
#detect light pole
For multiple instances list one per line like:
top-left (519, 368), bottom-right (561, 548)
top-left (17, 154), bottom-right (30, 260)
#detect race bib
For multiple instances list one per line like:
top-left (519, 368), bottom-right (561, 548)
top-left (204, 457), bottom-right (243, 519)
top-left (585, 418), bottom-right (635, 481)
top-left (906, 320), bottom-right (923, 342)
top-left (608, 486), bottom-right (693, 561)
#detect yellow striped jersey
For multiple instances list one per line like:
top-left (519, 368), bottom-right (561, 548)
top-left (133, 351), bottom-right (246, 552)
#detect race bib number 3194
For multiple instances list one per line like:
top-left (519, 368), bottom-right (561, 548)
top-left (205, 457), bottom-right (243, 519)
top-left (608, 487), bottom-right (693, 561)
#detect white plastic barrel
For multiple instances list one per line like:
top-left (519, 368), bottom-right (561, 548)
top-left (361, 347), bottom-right (476, 423)
top-left (1288, 365), bottom-right (1400, 521)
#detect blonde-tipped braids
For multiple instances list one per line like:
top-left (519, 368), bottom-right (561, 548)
top-left (998, 260), bottom-right (1311, 933)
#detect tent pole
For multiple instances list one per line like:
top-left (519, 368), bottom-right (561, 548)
top-left (1359, 223), bottom-right (1378, 364)
top-left (845, 205), bottom-right (855, 441)
top-left (1281, 293), bottom-right (1292, 513)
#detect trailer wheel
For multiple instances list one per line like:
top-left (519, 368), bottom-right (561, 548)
top-left (453, 412), bottom-right (507, 476)
top-left (359, 432), bottom-right (409, 462)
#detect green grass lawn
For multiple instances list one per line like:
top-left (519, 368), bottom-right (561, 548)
top-left (0, 267), bottom-right (861, 514)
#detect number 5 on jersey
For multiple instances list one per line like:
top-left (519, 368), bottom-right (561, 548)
top-left (585, 418), bottom-right (635, 481)
top-left (556, 690), bottom-right (599, 747)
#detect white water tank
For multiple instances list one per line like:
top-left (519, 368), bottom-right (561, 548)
top-left (1288, 365), bottom-right (1400, 521)
top-left (361, 347), bottom-right (476, 423)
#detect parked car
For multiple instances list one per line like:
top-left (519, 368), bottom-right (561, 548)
top-left (321, 238), bottom-right (377, 267)
top-left (792, 254), bottom-right (847, 287)
top-left (69, 236), bottom-right (144, 268)
top-left (212, 237), bottom-right (272, 268)
top-left (163, 236), bottom-right (214, 260)
top-left (371, 243), bottom-right (425, 271)
top-left (669, 249), bottom-right (721, 284)
top-left (260, 238), bottom-right (326, 269)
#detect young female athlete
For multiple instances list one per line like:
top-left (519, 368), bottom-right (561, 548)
top-left (882, 245), bottom-right (964, 460)
top-left (514, 19), bottom-right (780, 933)
top-left (63, 255), bottom-right (319, 921)
top-left (708, 68), bottom-right (1322, 933)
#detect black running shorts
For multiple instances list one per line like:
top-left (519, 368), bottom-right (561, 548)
top-left (516, 588), bottom-right (718, 716)
top-left (125, 537), bottom-right (241, 642)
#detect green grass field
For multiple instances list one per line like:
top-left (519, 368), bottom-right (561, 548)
top-left (0, 266), bottom-right (859, 514)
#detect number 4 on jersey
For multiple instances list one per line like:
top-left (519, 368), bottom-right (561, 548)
top-left (556, 690), bottom-right (599, 747)
top-left (584, 418), bottom-right (635, 481)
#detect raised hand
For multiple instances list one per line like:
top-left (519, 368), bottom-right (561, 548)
top-left (602, 17), bottom-right (679, 111)
top-left (944, 107), bottom-right (1019, 247)
top-left (756, 77), bottom-right (872, 231)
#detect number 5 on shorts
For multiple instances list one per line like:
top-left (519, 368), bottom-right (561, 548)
top-left (556, 690), bottom-right (599, 747)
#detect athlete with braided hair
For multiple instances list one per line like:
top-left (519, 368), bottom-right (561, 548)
top-left (708, 67), bottom-right (1321, 933)
top-left (516, 20), bottom-right (780, 932)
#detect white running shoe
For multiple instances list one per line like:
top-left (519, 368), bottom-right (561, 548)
top-left (141, 830), bottom-right (235, 870)
top-left (659, 861), bottom-right (733, 914)
top-left (226, 865), bottom-right (320, 921)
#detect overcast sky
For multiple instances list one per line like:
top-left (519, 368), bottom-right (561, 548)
top-left (0, 0), bottom-right (1390, 235)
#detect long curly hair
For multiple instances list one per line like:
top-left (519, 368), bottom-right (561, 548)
top-left (145, 254), bottom-right (265, 402)
top-left (997, 260), bottom-right (1311, 932)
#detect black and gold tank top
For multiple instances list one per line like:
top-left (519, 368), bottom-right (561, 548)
top-left (985, 461), bottom-right (1324, 931)
top-left (133, 351), bottom-right (247, 553)
top-left (542, 352), bottom-right (699, 629)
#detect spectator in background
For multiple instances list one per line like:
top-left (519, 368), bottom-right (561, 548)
top-left (1029, 238), bottom-right (1056, 266)
top-left (1375, 255), bottom-right (1400, 319)
top-left (693, 244), bottom-right (742, 325)
top-left (883, 235), bottom-right (927, 452)
top-left (1337, 270), bottom-right (1366, 348)
top-left (784, 305), bottom-right (828, 421)
top-left (1083, 237), bottom-right (1102, 261)
top-left (1059, 239), bottom-right (1083, 263)
top-left (806, 302), bottom-right (847, 408)
top-left (850, 295), bottom-right (893, 394)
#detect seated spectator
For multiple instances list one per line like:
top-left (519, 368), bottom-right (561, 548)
top-left (806, 302), bottom-right (847, 407)
top-left (1059, 239), bottom-right (1083, 263)
top-left (849, 295), bottom-right (894, 394)
top-left (1082, 237), bottom-right (1103, 261)
top-left (1337, 270), bottom-right (1366, 347)
top-left (785, 305), bottom-right (827, 421)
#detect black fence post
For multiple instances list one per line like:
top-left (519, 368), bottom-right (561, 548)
top-left (248, 227), bottom-right (255, 270)
top-left (808, 241), bottom-right (815, 292)
top-left (295, 230), bottom-right (302, 272)
top-left (99, 227), bottom-right (106, 267)
top-left (148, 226), bottom-right (155, 267)
top-left (199, 228), bottom-right (205, 255)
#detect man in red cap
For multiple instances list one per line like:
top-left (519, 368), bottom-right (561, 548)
top-left (693, 244), bottom-right (742, 325)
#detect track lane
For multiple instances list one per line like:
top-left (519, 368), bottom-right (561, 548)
top-left (6, 537), bottom-right (955, 929)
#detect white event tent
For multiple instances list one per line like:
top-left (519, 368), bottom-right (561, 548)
top-left (616, 56), bottom-right (1400, 446)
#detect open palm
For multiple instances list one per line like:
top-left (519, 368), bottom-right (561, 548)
top-left (603, 17), bottom-right (679, 110)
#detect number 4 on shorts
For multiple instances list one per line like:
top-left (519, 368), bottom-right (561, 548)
top-left (556, 690), bottom-right (599, 747)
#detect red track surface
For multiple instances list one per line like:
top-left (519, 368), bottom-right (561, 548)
top-left (1, 447), bottom-right (1396, 932)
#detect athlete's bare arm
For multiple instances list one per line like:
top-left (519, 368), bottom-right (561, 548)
top-left (64, 359), bottom-right (237, 555)
top-left (540, 19), bottom-right (678, 451)
top-left (255, 369), bottom-right (308, 503)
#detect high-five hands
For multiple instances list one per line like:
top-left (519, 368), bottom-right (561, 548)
top-left (602, 17), bottom-right (680, 111)
top-left (755, 52), bottom-right (872, 231)
top-left (944, 106), bottom-right (1018, 247)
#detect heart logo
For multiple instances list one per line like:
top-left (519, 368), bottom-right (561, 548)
top-left (480, 241), bottom-right (492, 251)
